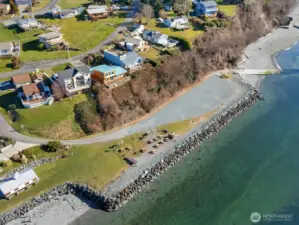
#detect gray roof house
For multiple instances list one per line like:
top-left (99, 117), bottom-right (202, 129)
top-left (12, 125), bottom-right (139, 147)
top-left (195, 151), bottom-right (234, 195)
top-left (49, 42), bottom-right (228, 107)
top-left (0, 168), bottom-right (39, 199)
top-left (104, 49), bottom-right (143, 71)
top-left (143, 30), bottom-right (179, 48)
top-left (53, 65), bottom-right (91, 96)
top-left (195, 1), bottom-right (218, 17)
top-left (119, 36), bottom-right (147, 51)
top-left (17, 18), bottom-right (39, 30)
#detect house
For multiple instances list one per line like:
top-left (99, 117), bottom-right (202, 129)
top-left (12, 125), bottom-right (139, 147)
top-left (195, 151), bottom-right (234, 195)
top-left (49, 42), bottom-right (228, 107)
top-left (90, 64), bottom-right (127, 86)
top-left (104, 50), bottom-right (143, 71)
top-left (53, 65), bottom-right (91, 96)
top-left (0, 169), bottom-right (39, 199)
top-left (87, 5), bottom-right (110, 20)
top-left (132, 23), bottom-right (145, 35)
top-left (14, 0), bottom-right (32, 5)
top-left (0, 3), bottom-right (11, 15)
top-left (11, 74), bottom-right (32, 87)
top-left (164, 4), bottom-right (172, 11)
top-left (17, 82), bottom-right (52, 108)
top-left (58, 7), bottom-right (84, 19)
top-left (163, 16), bottom-right (189, 30)
top-left (38, 32), bottom-right (66, 49)
top-left (143, 30), bottom-right (179, 48)
top-left (17, 18), bottom-right (39, 30)
top-left (0, 42), bottom-right (20, 58)
top-left (119, 36), bottom-right (148, 51)
top-left (195, 1), bottom-right (218, 17)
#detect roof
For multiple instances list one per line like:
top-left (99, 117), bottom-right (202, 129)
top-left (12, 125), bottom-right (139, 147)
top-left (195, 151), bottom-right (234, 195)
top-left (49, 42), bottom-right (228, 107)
top-left (121, 51), bottom-right (141, 66)
top-left (11, 74), bottom-right (31, 84)
top-left (0, 168), bottom-right (39, 196)
top-left (55, 66), bottom-right (89, 79)
top-left (0, 42), bottom-right (12, 50)
top-left (201, 1), bottom-right (217, 7)
top-left (0, 3), bottom-right (9, 9)
top-left (38, 32), bottom-right (61, 39)
top-left (17, 18), bottom-right (37, 25)
top-left (125, 37), bottom-right (142, 45)
top-left (90, 65), bottom-right (127, 75)
top-left (88, 5), bottom-right (107, 9)
top-left (14, 0), bottom-right (32, 5)
top-left (87, 5), bottom-right (107, 14)
top-left (21, 83), bottom-right (41, 97)
top-left (169, 16), bottom-right (188, 21)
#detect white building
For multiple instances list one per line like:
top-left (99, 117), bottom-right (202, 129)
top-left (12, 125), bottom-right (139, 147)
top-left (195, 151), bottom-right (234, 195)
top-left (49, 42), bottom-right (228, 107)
top-left (0, 169), bottom-right (39, 199)
top-left (17, 18), bottom-right (39, 30)
top-left (143, 30), bottom-right (179, 48)
top-left (0, 42), bottom-right (20, 58)
top-left (38, 32), bottom-right (65, 49)
top-left (163, 16), bottom-right (189, 30)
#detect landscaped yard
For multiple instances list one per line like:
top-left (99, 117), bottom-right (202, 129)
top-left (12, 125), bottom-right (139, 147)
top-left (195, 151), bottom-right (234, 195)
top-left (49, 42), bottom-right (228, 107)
top-left (0, 91), bottom-right (87, 139)
top-left (139, 47), bottom-right (162, 63)
top-left (58, 0), bottom-right (92, 9)
top-left (145, 19), bottom-right (204, 45)
top-left (0, 143), bottom-right (127, 213)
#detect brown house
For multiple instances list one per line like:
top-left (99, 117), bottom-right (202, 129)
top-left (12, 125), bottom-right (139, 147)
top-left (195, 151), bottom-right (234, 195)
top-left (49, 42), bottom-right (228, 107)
top-left (87, 5), bottom-right (111, 21)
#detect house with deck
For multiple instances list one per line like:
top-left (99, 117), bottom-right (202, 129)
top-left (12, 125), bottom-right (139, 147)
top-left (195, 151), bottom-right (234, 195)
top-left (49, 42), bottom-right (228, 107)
top-left (143, 30), bottom-right (179, 48)
top-left (90, 64), bottom-right (127, 87)
top-left (53, 65), bottom-right (91, 96)
top-left (17, 18), bottom-right (39, 30)
top-left (104, 49), bottom-right (143, 71)
top-left (58, 7), bottom-right (84, 19)
top-left (195, 0), bottom-right (218, 17)
top-left (163, 16), bottom-right (189, 30)
top-left (17, 82), bottom-right (52, 108)
top-left (0, 169), bottom-right (39, 199)
top-left (0, 42), bottom-right (20, 58)
top-left (87, 5), bottom-right (110, 20)
top-left (131, 23), bottom-right (145, 36)
top-left (38, 32), bottom-right (66, 49)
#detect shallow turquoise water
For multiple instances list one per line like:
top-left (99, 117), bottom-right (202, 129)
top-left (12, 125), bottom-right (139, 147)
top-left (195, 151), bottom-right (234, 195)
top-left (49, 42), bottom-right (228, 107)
top-left (72, 44), bottom-right (299, 225)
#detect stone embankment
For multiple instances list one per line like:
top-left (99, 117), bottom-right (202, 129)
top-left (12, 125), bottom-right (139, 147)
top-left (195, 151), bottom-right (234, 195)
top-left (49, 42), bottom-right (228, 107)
top-left (0, 89), bottom-right (264, 224)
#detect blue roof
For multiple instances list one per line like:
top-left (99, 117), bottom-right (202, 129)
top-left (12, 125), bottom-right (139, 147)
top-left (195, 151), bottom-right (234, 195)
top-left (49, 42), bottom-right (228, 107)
top-left (90, 65), bottom-right (127, 76)
top-left (201, 1), bottom-right (217, 7)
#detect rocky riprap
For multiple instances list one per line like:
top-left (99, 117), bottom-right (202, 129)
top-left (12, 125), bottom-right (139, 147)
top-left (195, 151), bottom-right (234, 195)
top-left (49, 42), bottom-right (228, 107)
top-left (0, 89), bottom-right (264, 224)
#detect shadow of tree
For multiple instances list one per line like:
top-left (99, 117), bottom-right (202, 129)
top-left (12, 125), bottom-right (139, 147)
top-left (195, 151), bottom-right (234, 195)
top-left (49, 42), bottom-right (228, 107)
top-left (0, 91), bottom-right (23, 110)
top-left (22, 39), bottom-right (43, 52)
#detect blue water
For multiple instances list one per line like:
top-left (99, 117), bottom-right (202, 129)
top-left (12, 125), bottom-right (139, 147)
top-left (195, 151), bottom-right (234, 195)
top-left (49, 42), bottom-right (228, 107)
top-left (72, 43), bottom-right (299, 225)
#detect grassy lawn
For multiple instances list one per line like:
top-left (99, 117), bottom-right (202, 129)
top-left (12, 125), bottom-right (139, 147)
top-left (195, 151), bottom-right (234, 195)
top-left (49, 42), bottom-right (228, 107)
top-left (0, 143), bottom-right (127, 213)
top-left (139, 47), bottom-right (162, 62)
top-left (0, 14), bottom-right (124, 71)
top-left (58, 0), bottom-right (92, 9)
top-left (145, 19), bottom-right (204, 45)
top-left (0, 91), bottom-right (87, 139)
top-left (218, 5), bottom-right (237, 17)
top-left (32, 0), bottom-right (51, 11)
top-left (0, 58), bottom-right (14, 73)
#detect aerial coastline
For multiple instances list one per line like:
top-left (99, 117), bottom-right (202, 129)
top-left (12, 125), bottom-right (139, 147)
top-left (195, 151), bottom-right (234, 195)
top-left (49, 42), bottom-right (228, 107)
top-left (1, 1), bottom-right (299, 225)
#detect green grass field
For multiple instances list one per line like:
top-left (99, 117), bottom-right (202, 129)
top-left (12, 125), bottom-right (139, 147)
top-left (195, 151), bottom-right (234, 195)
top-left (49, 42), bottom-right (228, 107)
top-left (0, 143), bottom-right (127, 213)
top-left (218, 5), bottom-right (237, 17)
top-left (0, 91), bottom-right (87, 139)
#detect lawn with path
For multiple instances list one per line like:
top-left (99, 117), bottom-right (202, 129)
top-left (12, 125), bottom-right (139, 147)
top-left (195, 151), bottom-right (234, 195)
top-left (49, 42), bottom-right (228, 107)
top-left (0, 91), bottom-right (87, 139)
top-left (58, 0), bottom-right (92, 9)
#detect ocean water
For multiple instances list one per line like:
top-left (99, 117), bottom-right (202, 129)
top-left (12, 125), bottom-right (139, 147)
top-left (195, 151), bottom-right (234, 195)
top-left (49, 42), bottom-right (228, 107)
top-left (72, 44), bottom-right (299, 225)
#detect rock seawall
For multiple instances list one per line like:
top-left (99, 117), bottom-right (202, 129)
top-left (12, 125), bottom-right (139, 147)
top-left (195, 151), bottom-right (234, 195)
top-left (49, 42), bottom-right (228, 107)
top-left (0, 89), bottom-right (263, 225)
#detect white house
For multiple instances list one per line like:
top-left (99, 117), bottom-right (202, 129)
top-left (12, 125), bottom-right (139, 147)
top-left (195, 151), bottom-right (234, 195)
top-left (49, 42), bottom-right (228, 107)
top-left (143, 30), bottom-right (179, 48)
top-left (0, 42), bottom-right (20, 58)
top-left (17, 18), bottom-right (39, 30)
top-left (119, 36), bottom-right (147, 51)
top-left (132, 23), bottom-right (145, 35)
top-left (54, 65), bottom-right (91, 96)
top-left (163, 16), bottom-right (189, 30)
top-left (38, 32), bottom-right (66, 49)
top-left (0, 169), bottom-right (39, 199)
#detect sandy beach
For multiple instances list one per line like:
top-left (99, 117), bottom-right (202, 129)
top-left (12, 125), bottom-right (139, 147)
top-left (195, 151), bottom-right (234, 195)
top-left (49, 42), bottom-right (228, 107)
top-left (4, 3), bottom-right (299, 224)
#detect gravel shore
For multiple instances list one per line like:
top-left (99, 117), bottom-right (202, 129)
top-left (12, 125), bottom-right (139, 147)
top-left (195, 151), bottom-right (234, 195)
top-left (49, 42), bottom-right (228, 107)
top-left (3, 3), bottom-right (299, 224)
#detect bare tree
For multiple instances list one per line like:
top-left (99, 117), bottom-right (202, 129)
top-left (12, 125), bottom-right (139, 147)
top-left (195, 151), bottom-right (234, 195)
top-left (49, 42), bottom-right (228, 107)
top-left (51, 81), bottom-right (65, 101)
top-left (142, 4), bottom-right (153, 24)
top-left (173, 0), bottom-right (189, 15)
top-left (158, 9), bottom-right (167, 19)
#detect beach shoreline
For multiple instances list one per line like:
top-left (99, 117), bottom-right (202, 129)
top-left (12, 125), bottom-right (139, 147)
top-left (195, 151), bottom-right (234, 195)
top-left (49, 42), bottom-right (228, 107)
top-left (3, 4), bottom-right (299, 225)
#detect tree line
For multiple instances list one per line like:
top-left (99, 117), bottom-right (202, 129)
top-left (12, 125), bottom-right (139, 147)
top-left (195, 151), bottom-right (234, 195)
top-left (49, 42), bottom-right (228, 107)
top-left (75, 0), bottom-right (295, 133)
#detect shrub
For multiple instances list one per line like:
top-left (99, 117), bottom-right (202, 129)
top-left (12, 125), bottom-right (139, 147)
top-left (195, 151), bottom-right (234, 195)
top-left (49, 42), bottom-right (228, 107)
top-left (11, 153), bottom-right (21, 162)
top-left (46, 141), bottom-right (64, 152)
top-left (0, 160), bottom-right (12, 167)
top-left (23, 148), bottom-right (33, 158)
top-left (20, 155), bottom-right (28, 164)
